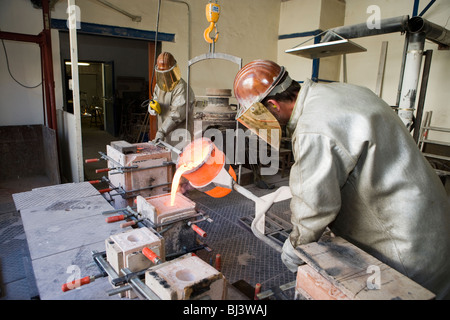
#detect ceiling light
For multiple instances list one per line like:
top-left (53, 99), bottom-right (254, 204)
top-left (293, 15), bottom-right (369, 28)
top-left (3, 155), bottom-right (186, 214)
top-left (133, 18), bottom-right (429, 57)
top-left (65, 62), bottom-right (90, 66)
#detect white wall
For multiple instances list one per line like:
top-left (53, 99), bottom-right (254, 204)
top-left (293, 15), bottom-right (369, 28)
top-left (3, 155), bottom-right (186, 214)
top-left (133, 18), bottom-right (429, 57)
top-left (2, 0), bottom-right (448, 142)
top-left (277, 0), bottom-right (346, 83)
top-left (278, 0), bottom-right (450, 143)
top-left (158, 0), bottom-right (282, 97)
top-left (1, 0), bottom-right (281, 127)
top-left (50, 0), bottom-right (281, 99)
top-left (0, 0), bottom-right (45, 126)
top-left (277, 0), bottom-right (323, 82)
top-left (343, 0), bottom-right (450, 141)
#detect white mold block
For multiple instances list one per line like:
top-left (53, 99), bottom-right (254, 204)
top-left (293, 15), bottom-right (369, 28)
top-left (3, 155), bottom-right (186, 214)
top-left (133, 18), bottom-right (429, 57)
top-left (145, 253), bottom-right (227, 300)
top-left (106, 227), bottom-right (164, 275)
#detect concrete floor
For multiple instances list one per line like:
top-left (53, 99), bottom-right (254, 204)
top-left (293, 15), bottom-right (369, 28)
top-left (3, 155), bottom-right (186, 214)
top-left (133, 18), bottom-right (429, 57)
top-left (0, 116), bottom-right (293, 300)
top-left (0, 117), bottom-right (118, 300)
top-left (1, 115), bottom-right (449, 300)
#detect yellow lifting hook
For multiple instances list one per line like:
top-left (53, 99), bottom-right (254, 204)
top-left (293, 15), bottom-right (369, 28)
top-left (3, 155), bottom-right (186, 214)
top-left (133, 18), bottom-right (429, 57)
top-left (204, 1), bottom-right (220, 44)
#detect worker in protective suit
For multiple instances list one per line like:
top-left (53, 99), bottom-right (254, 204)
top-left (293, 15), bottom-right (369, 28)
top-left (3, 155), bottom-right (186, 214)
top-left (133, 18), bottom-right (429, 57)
top-left (233, 59), bottom-right (450, 300)
top-left (149, 52), bottom-right (195, 150)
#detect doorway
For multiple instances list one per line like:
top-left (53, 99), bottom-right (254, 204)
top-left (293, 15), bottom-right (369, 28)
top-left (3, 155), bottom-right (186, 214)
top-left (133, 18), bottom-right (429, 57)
top-left (63, 60), bottom-right (117, 181)
top-left (58, 32), bottom-right (157, 183)
top-left (63, 60), bottom-right (114, 131)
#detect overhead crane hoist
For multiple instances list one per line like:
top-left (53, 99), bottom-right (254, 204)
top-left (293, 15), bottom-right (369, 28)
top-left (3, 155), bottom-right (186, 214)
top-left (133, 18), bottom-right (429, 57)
top-left (204, 1), bottom-right (221, 44)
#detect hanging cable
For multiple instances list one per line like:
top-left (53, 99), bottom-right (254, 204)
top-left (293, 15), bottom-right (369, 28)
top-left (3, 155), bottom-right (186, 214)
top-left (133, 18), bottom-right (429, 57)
top-left (150, 0), bottom-right (162, 94)
top-left (1, 39), bottom-right (42, 89)
top-left (138, 0), bottom-right (162, 142)
top-left (140, 0), bottom-right (162, 109)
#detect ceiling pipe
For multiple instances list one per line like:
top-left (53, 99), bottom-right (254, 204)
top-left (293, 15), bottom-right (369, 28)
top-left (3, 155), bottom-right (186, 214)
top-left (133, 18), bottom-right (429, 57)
top-left (408, 16), bottom-right (450, 48)
top-left (397, 31), bottom-right (426, 129)
top-left (318, 15), bottom-right (450, 131)
top-left (321, 15), bottom-right (450, 49)
top-left (321, 15), bottom-right (410, 43)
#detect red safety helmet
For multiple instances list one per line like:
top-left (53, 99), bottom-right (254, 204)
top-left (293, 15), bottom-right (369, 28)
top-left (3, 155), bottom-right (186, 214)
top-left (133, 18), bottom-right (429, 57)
top-left (156, 52), bottom-right (177, 71)
top-left (233, 60), bottom-right (288, 114)
top-left (155, 52), bottom-right (181, 92)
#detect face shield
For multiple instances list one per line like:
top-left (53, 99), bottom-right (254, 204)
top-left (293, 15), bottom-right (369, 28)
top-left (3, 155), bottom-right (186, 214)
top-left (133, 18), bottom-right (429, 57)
top-left (237, 102), bottom-right (281, 150)
top-left (155, 63), bottom-right (182, 92)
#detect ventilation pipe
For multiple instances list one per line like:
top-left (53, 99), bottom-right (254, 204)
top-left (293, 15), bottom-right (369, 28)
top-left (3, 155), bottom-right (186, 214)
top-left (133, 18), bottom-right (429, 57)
top-left (408, 16), bottom-right (450, 48)
top-left (397, 31), bottom-right (426, 129)
top-left (318, 15), bottom-right (450, 130)
top-left (321, 15), bottom-right (410, 42)
top-left (398, 17), bottom-right (450, 129)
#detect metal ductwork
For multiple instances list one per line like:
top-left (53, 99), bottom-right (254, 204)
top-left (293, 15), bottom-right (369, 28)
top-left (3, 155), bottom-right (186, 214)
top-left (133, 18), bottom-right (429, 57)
top-left (408, 16), bottom-right (450, 48)
top-left (287, 15), bottom-right (450, 132)
top-left (321, 15), bottom-right (410, 43)
top-left (320, 15), bottom-right (450, 49)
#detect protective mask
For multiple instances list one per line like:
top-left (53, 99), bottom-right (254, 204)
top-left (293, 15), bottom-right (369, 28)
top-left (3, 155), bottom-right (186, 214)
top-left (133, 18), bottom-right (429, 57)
top-left (237, 102), bottom-right (281, 150)
top-left (155, 64), bottom-right (182, 92)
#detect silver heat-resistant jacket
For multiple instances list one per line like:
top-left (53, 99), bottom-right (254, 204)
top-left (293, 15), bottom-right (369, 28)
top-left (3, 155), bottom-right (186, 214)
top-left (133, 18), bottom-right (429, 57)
top-left (286, 79), bottom-right (450, 299)
top-left (153, 78), bottom-right (195, 147)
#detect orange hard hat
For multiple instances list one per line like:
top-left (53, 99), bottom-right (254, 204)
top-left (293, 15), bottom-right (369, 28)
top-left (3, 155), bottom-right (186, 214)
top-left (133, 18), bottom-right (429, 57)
top-left (156, 52), bottom-right (177, 71)
top-left (233, 60), bottom-right (287, 110)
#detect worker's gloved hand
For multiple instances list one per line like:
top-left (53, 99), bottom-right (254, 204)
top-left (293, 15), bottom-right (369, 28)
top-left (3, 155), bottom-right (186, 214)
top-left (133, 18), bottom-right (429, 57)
top-left (152, 131), bottom-right (165, 144)
top-left (148, 100), bottom-right (161, 115)
top-left (281, 239), bottom-right (304, 273)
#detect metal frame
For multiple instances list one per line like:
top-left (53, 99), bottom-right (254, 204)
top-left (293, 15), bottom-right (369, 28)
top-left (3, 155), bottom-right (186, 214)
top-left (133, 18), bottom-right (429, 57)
top-left (285, 14), bottom-right (450, 132)
top-left (418, 111), bottom-right (450, 176)
top-left (185, 46), bottom-right (243, 182)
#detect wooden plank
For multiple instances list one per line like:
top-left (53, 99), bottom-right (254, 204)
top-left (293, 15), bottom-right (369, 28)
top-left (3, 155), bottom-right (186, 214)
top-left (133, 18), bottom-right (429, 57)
top-left (296, 264), bottom-right (349, 300)
top-left (294, 236), bottom-right (435, 300)
top-left (375, 41), bottom-right (388, 97)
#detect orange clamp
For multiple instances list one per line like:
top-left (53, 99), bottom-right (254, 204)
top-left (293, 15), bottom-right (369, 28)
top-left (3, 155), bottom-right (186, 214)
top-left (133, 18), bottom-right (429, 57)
top-left (190, 223), bottom-right (207, 238)
top-left (120, 220), bottom-right (137, 228)
top-left (85, 158), bottom-right (100, 163)
top-left (142, 247), bottom-right (162, 265)
top-left (98, 188), bottom-right (112, 194)
top-left (106, 214), bottom-right (125, 223)
top-left (61, 276), bottom-right (93, 292)
top-left (254, 283), bottom-right (261, 300)
top-left (215, 254), bottom-right (221, 271)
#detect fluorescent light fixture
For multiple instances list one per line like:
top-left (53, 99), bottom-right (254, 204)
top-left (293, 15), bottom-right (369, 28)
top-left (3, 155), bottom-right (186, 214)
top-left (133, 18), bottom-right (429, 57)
top-left (65, 62), bottom-right (90, 66)
top-left (285, 30), bottom-right (367, 59)
top-left (285, 39), bottom-right (367, 59)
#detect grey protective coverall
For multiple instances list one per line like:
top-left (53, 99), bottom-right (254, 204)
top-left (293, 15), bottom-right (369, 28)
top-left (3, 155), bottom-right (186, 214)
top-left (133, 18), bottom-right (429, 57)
top-left (153, 78), bottom-right (195, 149)
top-left (285, 79), bottom-right (450, 299)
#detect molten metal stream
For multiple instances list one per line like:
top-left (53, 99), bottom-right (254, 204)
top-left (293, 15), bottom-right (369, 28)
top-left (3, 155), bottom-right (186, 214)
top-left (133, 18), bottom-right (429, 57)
top-left (170, 141), bottom-right (211, 206)
top-left (170, 163), bottom-right (195, 206)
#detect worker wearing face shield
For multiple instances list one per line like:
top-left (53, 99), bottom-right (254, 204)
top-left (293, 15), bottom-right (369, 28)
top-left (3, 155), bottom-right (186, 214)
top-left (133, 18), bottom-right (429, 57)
top-left (233, 60), bottom-right (450, 300)
top-left (149, 52), bottom-right (195, 149)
